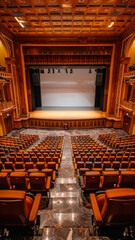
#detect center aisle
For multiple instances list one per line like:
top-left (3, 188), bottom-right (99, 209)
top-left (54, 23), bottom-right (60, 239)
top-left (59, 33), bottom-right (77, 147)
top-left (39, 135), bottom-right (93, 240)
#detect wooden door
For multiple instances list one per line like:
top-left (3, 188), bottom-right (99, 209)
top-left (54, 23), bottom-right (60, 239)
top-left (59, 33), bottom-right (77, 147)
top-left (123, 115), bottom-right (131, 133)
top-left (4, 116), bottom-right (13, 134)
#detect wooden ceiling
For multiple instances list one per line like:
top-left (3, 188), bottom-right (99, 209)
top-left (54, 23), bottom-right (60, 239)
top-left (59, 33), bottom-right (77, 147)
top-left (0, 0), bottom-right (135, 37)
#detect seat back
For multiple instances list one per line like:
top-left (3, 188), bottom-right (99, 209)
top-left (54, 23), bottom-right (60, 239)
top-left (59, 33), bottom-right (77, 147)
top-left (10, 172), bottom-right (27, 190)
top-left (112, 161), bottom-right (120, 170)
top-left (48, 162), bottom-right (56, 170)
top-left (77, 161), bottom-right (84, 169)
top-left (0, 173), bottom-right (10, 189)
top-left (0, 190), bottom-right (27, 225)
top-left (36, 162), bottom-right (45, 170)
top-left (101, 188), bottom-right (135, 225)
top-left (119, 171), bottom-right (135, 188)
top-left (102, 171), bottom-right (119, 189)
top-left (29, 172), bottom-right (46, 190)
top-left (5, 162), bottom-right (14, 170)
top-left (84, 171), bottom-right (100, 191)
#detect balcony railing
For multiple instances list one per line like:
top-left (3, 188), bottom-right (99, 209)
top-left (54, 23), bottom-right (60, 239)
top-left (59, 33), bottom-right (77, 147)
top-left (121, 100), bottom-right (135, 112)
top-left (1, 100), bottom-right (14, 111)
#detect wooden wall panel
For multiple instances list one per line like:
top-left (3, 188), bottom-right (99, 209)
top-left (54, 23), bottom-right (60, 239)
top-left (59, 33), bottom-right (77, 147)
top-left (14, 117), bottom-right (121, 130)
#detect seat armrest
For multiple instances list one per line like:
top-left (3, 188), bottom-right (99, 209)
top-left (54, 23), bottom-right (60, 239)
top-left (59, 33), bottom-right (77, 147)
top-left (56, 164), bottom-right (58, 171)
top-left (53, 171), bottom-right (56, 181)
top-left (46, 176), bottom-right (51, 189)
top-left (90, 193), bottom-right (103, 223)
top-left (29, 193), bottom-right (41, 223)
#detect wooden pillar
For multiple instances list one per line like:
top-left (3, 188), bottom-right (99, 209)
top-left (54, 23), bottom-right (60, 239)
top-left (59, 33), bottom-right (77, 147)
top-left (14, 42), bottom-right (29, 118)
top-left (106, 41), bottom-right (122, 116)
top-left (5, 57), bottom-right (21, 118)
top-left (25, 65), bottom-right (33, 112)
top-left (103, 65), bottom-right (110, 112)
top-left (115, 57), bottom-right (130, 118)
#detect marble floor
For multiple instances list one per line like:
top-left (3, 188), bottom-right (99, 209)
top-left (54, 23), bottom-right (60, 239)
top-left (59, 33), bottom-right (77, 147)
top-left (6, 128), bottom-right (128, 240)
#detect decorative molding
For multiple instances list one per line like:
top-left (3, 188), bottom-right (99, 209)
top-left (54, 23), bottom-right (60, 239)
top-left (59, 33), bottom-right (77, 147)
top-left (0, 72), bottom-right (12, 79)
top-left (23, 46), bottom-right (113, 56)
top-left (2, 34), bottom-right (14, 58)
top-left (14, 117), bottom-right (122, 130)
top-left (124, 71), bottom-right (135, 78)
top-left (121, 23), bottom-right (135, 41)
top-left (1, 100), bottom-right (14, 112)
top-left (24, 54), bottom-right (111, 65)
top-left (120, 100), bottom-right (135, 113)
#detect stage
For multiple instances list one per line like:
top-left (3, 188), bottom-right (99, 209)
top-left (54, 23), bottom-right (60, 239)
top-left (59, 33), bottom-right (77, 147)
top-left (14, 108), bottom-right (122, 130)
top-left (30, 109), bottom-right (106, 120)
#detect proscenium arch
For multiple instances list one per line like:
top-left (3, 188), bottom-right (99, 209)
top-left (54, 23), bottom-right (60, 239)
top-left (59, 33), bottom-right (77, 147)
top-left (124, 33), bottom-right (135, 67)
top-left (0, 34), bottom-right (11, 67)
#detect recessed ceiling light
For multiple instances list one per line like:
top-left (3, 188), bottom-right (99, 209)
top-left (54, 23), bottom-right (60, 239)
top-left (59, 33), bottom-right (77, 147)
top-left (108, 21), bottom-right (114, 27)
top-left (14, 17), bottom-right (24, 28)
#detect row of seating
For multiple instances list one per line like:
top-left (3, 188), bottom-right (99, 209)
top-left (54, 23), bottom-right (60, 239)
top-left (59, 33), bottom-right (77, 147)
top-left (0, 161), bottom-right (58, 173)
top-left (81, 170), bottom-right (135, 191)
top-left (71, 135), bottom-right (135, 193)
top-left (75, 160), bottom-right (135, 171)
top-left (73, 154), bottom-right (135, 163)
top-left (0, 134), bottom-right (39, 154)
top-left (0, 172), bottom-right (51, 193)
top-left (0, 135), bottom-right (64, 236)
top-left (1, 155), bottom-right (61, 164)
top-left (0, 135), bottom-right (65, 194)
top-left (99, 133), bottom-right (135, 149)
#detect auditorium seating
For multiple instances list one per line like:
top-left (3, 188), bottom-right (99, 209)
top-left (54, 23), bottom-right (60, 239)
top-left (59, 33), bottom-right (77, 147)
top-left (0, 135), bottom-right (64, 194)
top-left (29, 172), bottom-right (51, 193)
top-left (0, 190), bottom-right (41, 233)
top-left (99, 133), bottom-right (135, 150)
top-left (71, 135), bottom-right (135, 192)
top-left (0, 134), bottom-right (39, 160)
top-left (90, 188), bottom-right (135, 236)
top-left (82, 171), bottom-right (101, 192)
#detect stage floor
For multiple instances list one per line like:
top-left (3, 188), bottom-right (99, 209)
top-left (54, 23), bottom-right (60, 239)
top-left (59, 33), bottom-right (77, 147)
top-left (30, 110), bottom-right (106, 120)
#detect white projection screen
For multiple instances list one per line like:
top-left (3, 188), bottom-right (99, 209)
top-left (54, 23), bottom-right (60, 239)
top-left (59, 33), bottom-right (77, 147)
top-left (40, 68), bottom-right (96, 107)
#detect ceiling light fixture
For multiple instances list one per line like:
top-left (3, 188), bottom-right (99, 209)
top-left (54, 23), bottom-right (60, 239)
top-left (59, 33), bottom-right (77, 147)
top-left (108, 22), bottom-right (114, 28)
top-left (15, 17), bottom-right (24, 28)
